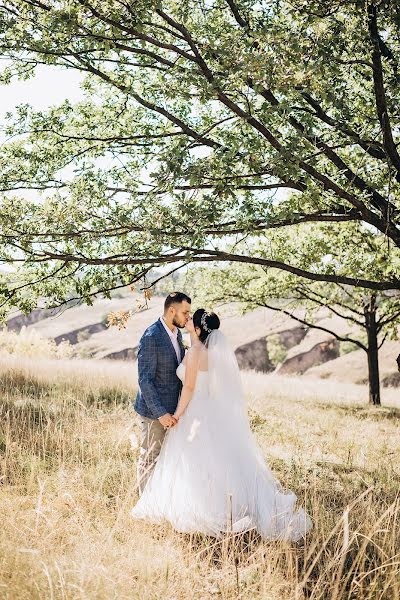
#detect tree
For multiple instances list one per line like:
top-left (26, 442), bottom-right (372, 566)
top-left (0, 1), bottom-right (399, 316)
top-left (184, 224), bottom-right (400, 405)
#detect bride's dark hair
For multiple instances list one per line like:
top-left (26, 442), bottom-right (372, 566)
top-left (193, 308), bottom-right (220, 344)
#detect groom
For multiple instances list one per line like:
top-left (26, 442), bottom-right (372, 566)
top-left (134, 292), bottom-right (191, 494)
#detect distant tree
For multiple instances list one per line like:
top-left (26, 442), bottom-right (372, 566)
top-left (185, 224), bottom-right (400, 405)
top-left (0, 1), bottom-right (400, 316)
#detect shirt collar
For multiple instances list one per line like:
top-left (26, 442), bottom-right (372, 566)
top-left (161, 315), bottom-right (178, 338)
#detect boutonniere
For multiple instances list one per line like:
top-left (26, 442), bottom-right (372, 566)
top-left (182, 341), bottom-right (189, 352)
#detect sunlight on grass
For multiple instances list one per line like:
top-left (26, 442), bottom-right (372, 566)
top-left (0, 356), bottom-right (399, 599)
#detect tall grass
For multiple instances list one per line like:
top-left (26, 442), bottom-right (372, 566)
top-left (0, 356), bottom-right (399, 599)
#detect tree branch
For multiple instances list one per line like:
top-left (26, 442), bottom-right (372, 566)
top-left (219, 292), bottom-right (367, 351)
top-left (72, 54), bottom-right (221, 149)
top-left (376, 308), bottom-right (400, 331)
top-left (3, 245), bottom-right (399, 290)
top-left (368, 4), bottom-right (400, 175)
top-left (258, 301), bottom-right (367, 351)
top-left (293, 285), bottom-right (365, 327)
top-left (183, 249), bottom-right (400, 291)
top-left (0, 209), bottom-right (362, 242)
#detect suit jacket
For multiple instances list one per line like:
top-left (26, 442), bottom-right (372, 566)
top-left (134, 318), bottom-right (185, 419)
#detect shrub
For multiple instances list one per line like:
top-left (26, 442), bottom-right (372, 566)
top-left (340, 341), bottom-right (360, 356)
top-left (267, 334), bottom-right (288, 365)
top-left (0, 327), bottom-right (75, 359)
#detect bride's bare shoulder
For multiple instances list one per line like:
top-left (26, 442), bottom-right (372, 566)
top-left (187, 344), bottom-right (201, 358)
top-left (189, 344), bottom-right (209, 370)
top-left (185, 343), bottom-right (207, 363)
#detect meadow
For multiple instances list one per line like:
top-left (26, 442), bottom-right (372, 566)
top-left (0, 355), bottom-right (399, 599)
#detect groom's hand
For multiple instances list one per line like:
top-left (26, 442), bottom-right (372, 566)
top-left (158, 413), bottom-right (176, 429)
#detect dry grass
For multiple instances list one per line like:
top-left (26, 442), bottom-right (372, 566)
top-left (0, 356), bottom-right (399, 599)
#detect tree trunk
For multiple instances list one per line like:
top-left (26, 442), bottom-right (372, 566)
top-left (364, 295), bottom-right (381, 405)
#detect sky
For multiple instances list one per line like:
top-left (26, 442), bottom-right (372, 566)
top-left (1, 65), bottom-right (84, 115)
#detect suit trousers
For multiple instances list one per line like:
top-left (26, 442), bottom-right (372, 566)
top-left (137, 415), bottom-right (166, 495)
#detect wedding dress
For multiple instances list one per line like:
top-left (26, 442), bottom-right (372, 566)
top-left (131, 331), bottom-right (312, 541)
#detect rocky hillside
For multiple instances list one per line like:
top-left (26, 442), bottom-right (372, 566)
top-left (5, 292), bottom-right (400, 386)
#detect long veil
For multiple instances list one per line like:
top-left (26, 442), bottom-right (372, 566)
top-left (205, 329), bottom-right (248, 422)
top-left (204, 329), bottom-right (277, 477)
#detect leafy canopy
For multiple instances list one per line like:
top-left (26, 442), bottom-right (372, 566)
top-left (0, 0), bottom-right (399, 316)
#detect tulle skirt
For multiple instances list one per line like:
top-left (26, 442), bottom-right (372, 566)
top-left (131, 377), bottom-right (312, 541)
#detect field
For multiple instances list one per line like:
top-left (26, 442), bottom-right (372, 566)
top-left (0, 355), bottom-right (400, 599)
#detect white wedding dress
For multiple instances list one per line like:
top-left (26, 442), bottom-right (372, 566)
top-left (131, 331), bottom-right (312, 541)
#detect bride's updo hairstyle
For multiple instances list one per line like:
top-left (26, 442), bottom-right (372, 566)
top-left (193, 308), bottom-right (220, 344)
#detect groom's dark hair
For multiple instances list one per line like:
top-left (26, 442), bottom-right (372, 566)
top-left (164, 291), bottom-right (191, 311)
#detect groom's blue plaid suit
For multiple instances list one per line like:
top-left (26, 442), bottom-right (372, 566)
top-left (134, 318), bottom-right (185, 419)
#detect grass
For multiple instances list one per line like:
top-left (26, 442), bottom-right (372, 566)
top-left (0, 355), bottom-right (399, 599)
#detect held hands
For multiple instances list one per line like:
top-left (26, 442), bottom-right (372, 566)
top-left (158, 413), bottom-right (179, 430)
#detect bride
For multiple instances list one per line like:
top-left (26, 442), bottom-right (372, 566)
top-left (131, 308), bottom-right (312, 541)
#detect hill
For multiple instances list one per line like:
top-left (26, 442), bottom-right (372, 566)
top-left (4, 292), bottom-right (400, 387)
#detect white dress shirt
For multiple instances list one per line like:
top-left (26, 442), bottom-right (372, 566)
top-left (161, 316), bottom-right (181, 362)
